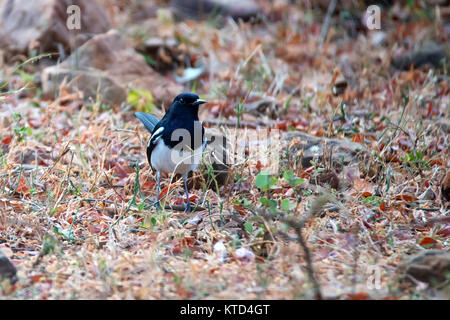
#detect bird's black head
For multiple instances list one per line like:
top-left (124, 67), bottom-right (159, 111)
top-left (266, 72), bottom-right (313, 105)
top-left (173, 93), bottom-right (206, 107)
top-left (169, 93), bottom-right (207, 118)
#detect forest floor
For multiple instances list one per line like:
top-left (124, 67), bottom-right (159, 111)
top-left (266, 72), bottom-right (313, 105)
top-left (0, 0), bottom-right (449, 299)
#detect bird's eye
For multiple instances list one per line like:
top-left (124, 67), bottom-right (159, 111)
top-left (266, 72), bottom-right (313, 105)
top-left (179, 98), bottom-right (185, 104)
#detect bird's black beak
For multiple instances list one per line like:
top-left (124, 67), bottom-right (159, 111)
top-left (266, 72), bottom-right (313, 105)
top-left (193, 98), bottom-right (207, 106)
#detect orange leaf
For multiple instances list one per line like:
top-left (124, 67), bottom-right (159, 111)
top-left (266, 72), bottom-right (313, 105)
top-left (181, 236), bottom-right (196, 249)
top-left (419, 237), bottom-right (438, 248)
top-left (276, 120), bottom-right (289, 131)
top-left (437, 227), bottom-right (450, 238)
top-left (379, 201), bottom-right (387, 211)
top-left (184, 194), bottom-right (199, 203)
top-left (352, 178), bottom-right (374, 195)
top-left (293, 117), bottom-right (309, 128)
top-left (16, 176), bottom-right (29, 194)
top-left (352, 134), bottom-right (364, 143)
top-left (159, 185), bottom-right (175, 200)
top-left (362, 220), bottom-right (373, 229)
top-left (173, 194), bottom-right (199, 206)
top-left (394, 194), bottom-right (416, 202)
top-left (234, 205), bottom-right (248, 216)
top-left (1, 135), bottom-right (12, 144)
top-left (428, 159), bottom-right (442, 166)
top-left (346, 292), bottom-right (370, 300)
top-left (142, 180), bottom-right (156, 191)
top-left (426, 101), bottom-right (433, 118)
top-left (88, 224), bottom-right (102, 234)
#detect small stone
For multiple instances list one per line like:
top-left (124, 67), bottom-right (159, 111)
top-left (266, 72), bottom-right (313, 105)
top-left (441, 171), bottom-right (450, 202)
top-left (332, 78), bottom-right (348, 96)
top-left (310, 170), bottom-right (340, 190)
top-left (213, 241), bottom-right (227, 262)
top-left (391, 42), bottom-right (447, 70)
top-left (0, 249), bottom-right (17, 284)
top-left (398, 250), bottom-right (450, 286)
top-left (235, 247), bottom-right (254, 264)
top-left (171, 0), bottom-right (262, 22)
top-left (419, 188), bottom-right (436, 201)
top-left (282, 131), bottom-right (369, 170)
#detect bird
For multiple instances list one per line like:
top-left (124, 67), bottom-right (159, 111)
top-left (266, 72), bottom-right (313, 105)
top-left (135, 93), bottom-right (207, 212)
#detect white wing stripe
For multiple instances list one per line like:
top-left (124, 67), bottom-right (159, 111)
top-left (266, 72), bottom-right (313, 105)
top-left (149, 127), bottom-right (164, 146)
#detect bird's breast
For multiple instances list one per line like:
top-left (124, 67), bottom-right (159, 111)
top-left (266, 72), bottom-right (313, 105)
top-left (150, 138), bottom-right (204, 175)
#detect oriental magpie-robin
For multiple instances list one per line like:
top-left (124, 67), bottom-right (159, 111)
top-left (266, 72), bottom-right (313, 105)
top-left (135, 93), bottom-right (207, 212)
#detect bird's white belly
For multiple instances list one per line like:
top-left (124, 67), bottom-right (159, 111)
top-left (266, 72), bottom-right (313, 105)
top-left (150, 140), bottom-right (203, 175)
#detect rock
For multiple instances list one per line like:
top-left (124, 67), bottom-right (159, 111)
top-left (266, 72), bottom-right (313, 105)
top-left (332, 77), bottom-right (348, 96)
top-left (435, 118), bottom-right (450, 135)
top-left (66, 72), bottom-right (127, 107)
top-left (282, 131), bottom-right (369, 170)
top-left (235, 247), bottom-right (255, 264)
top-left (41, 30), bottom-right (182, 106)
top-left (199, 128), bottom-right (230, 186)
top-left (13, 147), bottom-right (52, 166)
top-left (310, 170), bottom-right (340, 190)
top-left (369, 31), bottom-right (387, 47)
top-left (138, 37), bottom-right (188, 72)
top-left (171, 0), bottom-right (262, 22)
top-left (0, 0), bottom-right (110, 53)
top-left (391, 43), bottom-right (448, 71)
top-left (243, 97), bottom-right (279, 118)
top-left (0, 249), bottom-right (17, 284)
top-left (213, 241), bottom-right (227, 262)
top-left (418, 187), bottom-right (436, 201)
top-left (398, 250), bottom-right (450, 286)
top-left (441, 171), bottom-right (450, 202)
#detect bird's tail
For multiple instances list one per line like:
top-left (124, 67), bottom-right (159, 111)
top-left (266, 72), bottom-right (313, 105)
top-left (135, 112), bottom-right (160, 132)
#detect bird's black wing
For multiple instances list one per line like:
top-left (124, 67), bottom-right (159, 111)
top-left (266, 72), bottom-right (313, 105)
top-left (135, 112), bottom-right (160, 133)
top-left (135, 112), bottom-right (165, 170)
top-left (146, 122), bottom-right (166, 169)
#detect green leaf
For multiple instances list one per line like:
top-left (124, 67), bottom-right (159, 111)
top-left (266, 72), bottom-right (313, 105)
top-left (41, 234), bottom-right (58, 255)
top-left (281, 199), bottom-right (296, 211)
top-left (242, 198), bottom-right (252, 207)
top-left (141, 53), bottom-right (156, 66)
top-left (127, 88), bottom-right (155, 113)
top-left (138, 201), bottom-right (147, 211)
top-left (53, 226), bottom-right (72, 242)
top-left (244, 222), bottom-right (253, 234)
top-left (283, 170), bottom-right (304, 187)
top-left (283, 170), bottom-right (294, 182)
top-left (255, 171), bottom-right (271, 191)
top-left (259, 197), bottom-right (277, 212)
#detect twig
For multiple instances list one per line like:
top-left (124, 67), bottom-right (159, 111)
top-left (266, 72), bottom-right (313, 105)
top-left (203, 119), bottom-right (276, 129)
top-left (103, 171), bottom-right (126, 203)
top-left (257, 210), bottom-right (323, 300)
top-left (144, 198), bottom-right (206, 212)
top-left (282, 218), bottom-right (323, 300)
top-left (9, 153), bottom-right (24, 197)
top-left (319, 0), bottom-right (337, 47)
top-left (39, 142), bottom-right (71, 182)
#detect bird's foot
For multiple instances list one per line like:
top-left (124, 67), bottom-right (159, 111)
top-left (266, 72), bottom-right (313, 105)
top-left (155, 200), bottom-right (162, 210)
top-left (185, 201), bottom-right (192, 213)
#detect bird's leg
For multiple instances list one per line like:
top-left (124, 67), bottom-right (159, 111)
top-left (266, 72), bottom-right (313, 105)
top-left (183, 174), bottom-right (192, 212)
top-left (155, 171), bottom-right (162, 210)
